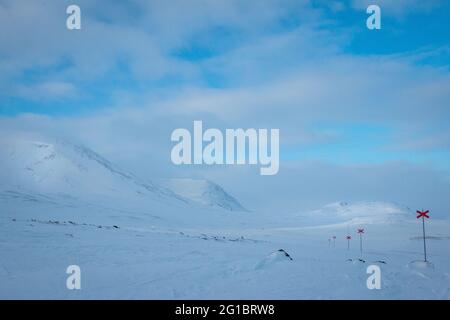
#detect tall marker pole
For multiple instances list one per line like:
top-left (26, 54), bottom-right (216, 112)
top-left (357, 228), bottom-right (364, 258)
top-left (422, 217), bottom-right (427, 262)
top-left (346, 235), bottom-right (351, 250)
top-left (332, 236), bottom-right (336, 248)
top-left (416, 209), bottom-right (430, 262)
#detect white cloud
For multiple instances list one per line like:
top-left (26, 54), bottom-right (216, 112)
top-left (15, 81), bottom-right (77, 101)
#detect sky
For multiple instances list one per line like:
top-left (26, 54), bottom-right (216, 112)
top-left (0, 0), bottom-right (450, 215)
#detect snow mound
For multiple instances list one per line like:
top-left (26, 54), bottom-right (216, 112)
top-left (255, 249), bottom-right (293, 270)
top-left (408, 260), bottom-right (435, 270)
top-left (160, 178), bottom-right (248, 212)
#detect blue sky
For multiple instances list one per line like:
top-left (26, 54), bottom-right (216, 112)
top-left (0, 0), bottom-right (449, 213)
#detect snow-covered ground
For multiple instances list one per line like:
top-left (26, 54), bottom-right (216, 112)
top-left (1, 139), bottom-right (449, 299)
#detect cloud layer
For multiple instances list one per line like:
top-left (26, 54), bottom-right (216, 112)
top-left (0, 0), bottom-right (449, 215)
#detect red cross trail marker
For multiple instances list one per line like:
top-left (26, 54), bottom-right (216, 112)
top-left (357, 228), bottom-right (364, 258)
top-left (416, 209), bottom-right (430, 262)
top-left (416, 210), bottom-right (429, 219)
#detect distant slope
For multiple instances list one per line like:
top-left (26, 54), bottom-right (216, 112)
top-left (160, 178), bottom-right (249, 212)
top-left (298, 201), bottom-right (412, 225)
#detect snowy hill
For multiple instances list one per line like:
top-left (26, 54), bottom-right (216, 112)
top-left (0, 139), bottom-right (183, 203)
top-left (0, 139), bottom-right (245, 212)
top-left (299, 201), bottom-right (412, 225)
top-left (160, 178), bottom-right (248, 212)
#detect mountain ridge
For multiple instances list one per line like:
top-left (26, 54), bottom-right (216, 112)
top-left (0, 138), bottom-right (247, 212)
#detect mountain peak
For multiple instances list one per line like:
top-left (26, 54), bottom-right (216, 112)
top-left (160, 178), bottom-right (249, 212)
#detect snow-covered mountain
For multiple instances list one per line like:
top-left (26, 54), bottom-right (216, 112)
top-left (160, 178), bottom-right (248, 212)
top-left (0, 139), bottom-right (181, 202)
top-left (299, 201), bottom-right (412, 225)
top-left (0, 138), bottom-right (246, 212)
